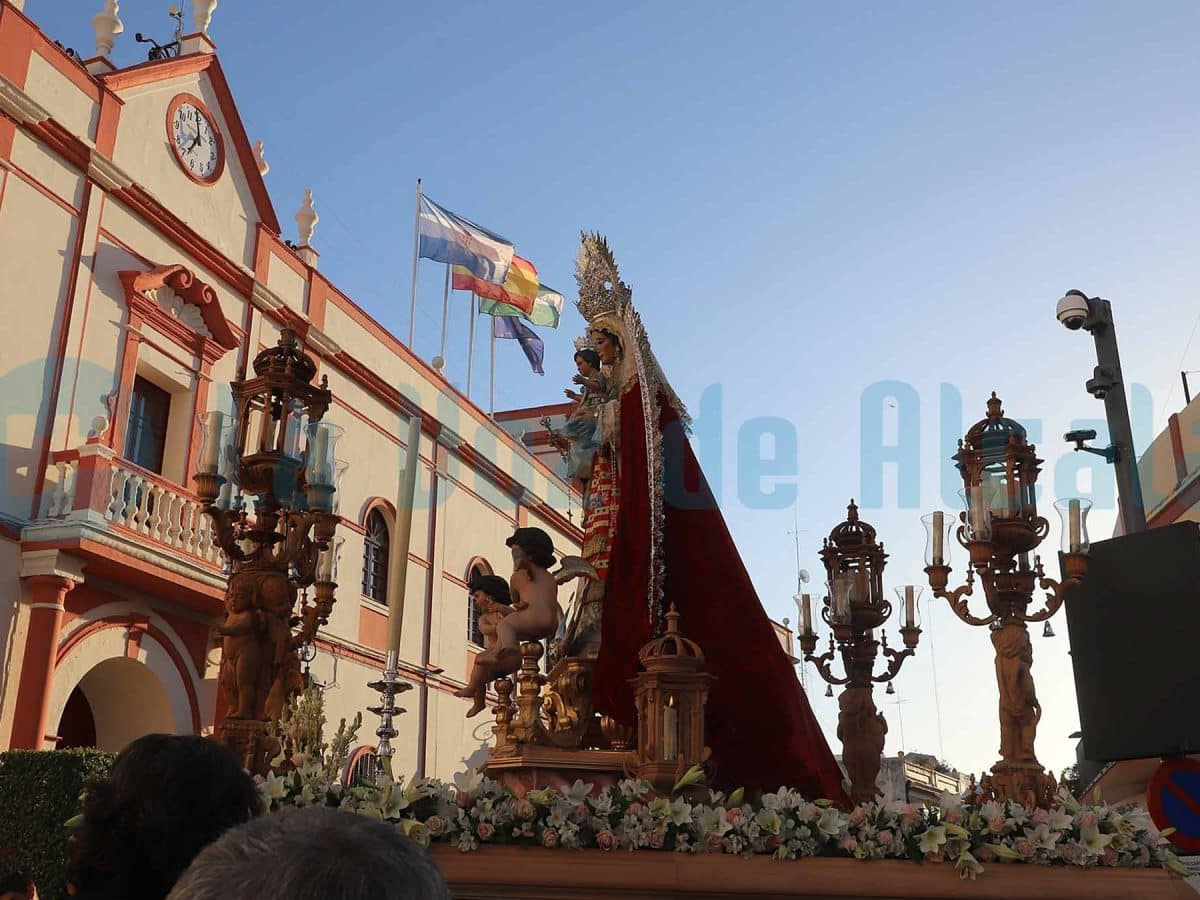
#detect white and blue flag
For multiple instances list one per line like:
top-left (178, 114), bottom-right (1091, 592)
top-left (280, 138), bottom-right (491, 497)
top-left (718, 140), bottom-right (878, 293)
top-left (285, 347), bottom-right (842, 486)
top-left (417, 196), bottom-right (514, 285)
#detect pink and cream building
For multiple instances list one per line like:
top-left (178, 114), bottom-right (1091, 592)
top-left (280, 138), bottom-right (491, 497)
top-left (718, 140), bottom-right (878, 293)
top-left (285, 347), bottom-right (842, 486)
top-left (0, 0), bottom-right (580, 778)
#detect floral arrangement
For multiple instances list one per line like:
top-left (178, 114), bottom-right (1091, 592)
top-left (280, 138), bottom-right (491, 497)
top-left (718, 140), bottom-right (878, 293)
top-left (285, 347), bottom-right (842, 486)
top-left (258, 692), bottom-right (1187, 880)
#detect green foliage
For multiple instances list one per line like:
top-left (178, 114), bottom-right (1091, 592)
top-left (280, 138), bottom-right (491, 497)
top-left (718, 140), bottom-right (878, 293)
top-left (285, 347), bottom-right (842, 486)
top-left (0, 749), bottom-right (114, 899)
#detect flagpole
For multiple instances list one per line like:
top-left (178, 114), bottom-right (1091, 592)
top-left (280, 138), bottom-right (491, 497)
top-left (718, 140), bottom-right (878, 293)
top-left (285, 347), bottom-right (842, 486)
top-left (466, 293), bottom-right (477, 399)
top-left (407, 178), bottom-right (422, 348)
top-left (489, 318), bottom-right (496, 420)
top-left (434, 263), bottom-right (450, 375)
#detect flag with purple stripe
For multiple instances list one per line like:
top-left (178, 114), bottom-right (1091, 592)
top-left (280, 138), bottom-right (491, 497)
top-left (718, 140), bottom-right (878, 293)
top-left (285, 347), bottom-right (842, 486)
top-left (493, 315), bottom-right (544, 375)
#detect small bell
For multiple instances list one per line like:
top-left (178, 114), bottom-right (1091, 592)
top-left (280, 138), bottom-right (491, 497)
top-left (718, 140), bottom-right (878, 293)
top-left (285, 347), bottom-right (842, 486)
top-left (1042, 621), bottom-right (1055, 638)
top-left (885, 681), bottom-right (895, 695)
top-left (824, 684), bottom-right (834, 698)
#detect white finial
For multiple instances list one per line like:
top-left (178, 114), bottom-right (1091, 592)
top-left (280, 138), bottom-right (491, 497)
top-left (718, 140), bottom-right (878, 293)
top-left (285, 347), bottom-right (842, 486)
top-left (295, 188), bottom-right (318, 245)
top-left (254, 141), bottom-right (269, 176)
top-left (92, 0), bottom-right (123, 58)
top-left (192, 0), bottom-right (218, 34)
top-left (11, 0), bottom-right (25, 11)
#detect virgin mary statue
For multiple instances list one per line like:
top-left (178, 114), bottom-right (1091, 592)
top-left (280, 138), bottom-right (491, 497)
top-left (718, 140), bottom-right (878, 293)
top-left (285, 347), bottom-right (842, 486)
top-left (562, 234), bottom-right (846, 800)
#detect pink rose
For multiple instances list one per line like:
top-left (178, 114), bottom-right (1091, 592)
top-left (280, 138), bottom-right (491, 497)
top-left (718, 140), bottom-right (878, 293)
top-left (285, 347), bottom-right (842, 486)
top-left (923, 850), bottom-right (944, 863)
top-left (542, 828), bottom-right (559, 848)
top-left (1014, 838), bottom-right (1036, 859)
top-left (876, 830), bottom-right (894, 847)
top-left (628, 802), bottom-right (644, 816)
top-left (849, 807), bottom-right (867, 827)
top-left (648, 829), bottom-right (665, 849)
top-left (838, 836), bottom-right (858, 853)
top-left (704, 832), bottom-right (724, 852)
top-left (596, 830), bottom-right (615, 851)
top-left (1079, 812), bottom-right (1098, 830)
top-left (944, 809), bottom-right (962, 825)
top-left (988, 815), bottom-right (1007, 833)
top-left (1060, 843), bottom-right (1080, 865)
top-left (514, 799), bottom-right (535, 821)
top-left (425, 815), bottom-right (445, 835)
top-left (1032, 808), bottom-right (1049, 826)
top-left (477, 821), bottom-right (495, 841)
top-left (1102, 847), bottom-right (1118, 867)
top-left (975, 846), bottom-right (996, 863)
top-left (725, 807), bottom-right (743, 824)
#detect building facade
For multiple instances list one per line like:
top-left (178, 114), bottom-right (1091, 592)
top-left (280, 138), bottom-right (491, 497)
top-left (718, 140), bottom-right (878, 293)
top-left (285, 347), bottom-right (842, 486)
top-left (0, 1), bottom-right (581, 781)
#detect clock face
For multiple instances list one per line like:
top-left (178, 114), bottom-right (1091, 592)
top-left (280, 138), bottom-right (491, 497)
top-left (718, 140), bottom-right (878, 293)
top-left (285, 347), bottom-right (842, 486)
top-left (167, 95), bottom-right (224, 184)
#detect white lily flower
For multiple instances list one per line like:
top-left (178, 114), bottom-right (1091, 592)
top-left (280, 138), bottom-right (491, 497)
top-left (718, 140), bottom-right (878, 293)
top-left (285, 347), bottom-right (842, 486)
top-left (562, 779), bottom-right (595, 804)
top-left (919, 826), bottom-right (947, 854)
top-left (1079, 824), bottom-right (1114, 856)
top-left (816, 807), bottom-right (845, 837)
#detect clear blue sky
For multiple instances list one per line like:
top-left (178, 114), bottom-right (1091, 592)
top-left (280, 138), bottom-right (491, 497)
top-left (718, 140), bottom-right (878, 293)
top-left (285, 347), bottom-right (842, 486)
top-left (42, 1), bottom-right (1200, 779)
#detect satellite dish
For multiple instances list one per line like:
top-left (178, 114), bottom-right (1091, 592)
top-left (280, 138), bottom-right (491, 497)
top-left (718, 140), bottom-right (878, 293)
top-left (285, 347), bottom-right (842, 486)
top-left (798, 569), bottom-right (811, 584)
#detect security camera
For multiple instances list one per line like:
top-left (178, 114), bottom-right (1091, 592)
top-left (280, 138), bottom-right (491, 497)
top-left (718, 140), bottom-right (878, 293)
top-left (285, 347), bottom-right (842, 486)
top-left (1064, 429), bottom-right (1097, 448)
top-left (1056, 290), bottom-right (1090, 330)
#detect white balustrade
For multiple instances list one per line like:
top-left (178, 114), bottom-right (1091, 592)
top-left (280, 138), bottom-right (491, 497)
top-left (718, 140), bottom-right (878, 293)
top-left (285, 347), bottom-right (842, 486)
top-left (97, 458), bottom-right (224, 567)
top-left (47, 458), bottom-right (79, 517)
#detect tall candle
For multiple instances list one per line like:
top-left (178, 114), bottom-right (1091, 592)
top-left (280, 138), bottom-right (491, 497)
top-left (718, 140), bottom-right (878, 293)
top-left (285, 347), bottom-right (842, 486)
top-left (662, 696), bottom-right (678, 761)
top-left (904, 585), bottom-right (915, 629)
top-left (969, 485), bottom-right (986, 534)
top-left (932, 511), bottom-right (944, 564)
top-left (1068, 498), bottom-right (1082, 553)
top-left (312, 425), bottom-right (330, 483)
top-left (802, 593), bottom-right (812, 634)
top-left (384, 414), bottom-right (423, 656)
top-left (199, 411), bottom-right (223, 473)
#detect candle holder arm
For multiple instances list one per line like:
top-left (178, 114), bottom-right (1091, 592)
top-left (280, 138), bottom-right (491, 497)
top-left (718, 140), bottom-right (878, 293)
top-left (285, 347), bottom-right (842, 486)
top-left (933, 574), bottom-right (997, 628)
top-left (873, 644), bottom-right (916, 683)
top-left (803, 648), bottom-right (850, 686)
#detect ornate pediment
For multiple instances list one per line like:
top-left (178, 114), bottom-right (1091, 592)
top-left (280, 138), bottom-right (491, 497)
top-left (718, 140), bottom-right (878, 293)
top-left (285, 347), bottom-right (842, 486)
top-left (118, 263), bottom-right (240, 357)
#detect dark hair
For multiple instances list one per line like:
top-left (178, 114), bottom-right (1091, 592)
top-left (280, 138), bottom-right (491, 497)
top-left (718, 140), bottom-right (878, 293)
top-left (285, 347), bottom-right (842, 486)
top-left (67, 734), bottom-right (260, 900)
top-left (573, 349), bottom-right (601, 369)
top-left (166, 806), bottom-right (451, 900)
top-left (505, 527), bottom-right (556, 569)
top-left (0, 870), bottom-right (30, 893)
top-left (467, 573), bottom-right (511, 605)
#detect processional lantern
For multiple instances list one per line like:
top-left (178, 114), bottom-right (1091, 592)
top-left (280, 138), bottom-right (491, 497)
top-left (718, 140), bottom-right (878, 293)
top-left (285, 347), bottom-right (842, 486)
top-left (799, 501), bottom-right (920, 804)
top-left (631, 604), bottom-right (714, 793)
top-left (193, 328), bottom-right (345, 773)
top-left (923, 392), bottom-right (1088, 807)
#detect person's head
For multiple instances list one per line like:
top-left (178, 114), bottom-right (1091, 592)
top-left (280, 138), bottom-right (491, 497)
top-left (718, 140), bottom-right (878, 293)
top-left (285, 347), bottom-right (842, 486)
top-left (505, 527), bottom-right (556, 570)
top-left (468, 573), bottom-right (511, 607)
top-left (589, 328), bottom-right (621, 365)
top-left (573, 348), bottom-right (601, 376)
top-left (0, 871), bottom-right (35, 900)
top-left (167, 806), bottom-right (451, 900)
top-left (66, 734), bottom-right (260, 900)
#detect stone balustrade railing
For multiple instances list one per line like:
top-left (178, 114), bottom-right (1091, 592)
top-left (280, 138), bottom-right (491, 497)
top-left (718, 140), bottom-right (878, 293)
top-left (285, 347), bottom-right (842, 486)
top-left (46, 444), bottom-right (224, 567)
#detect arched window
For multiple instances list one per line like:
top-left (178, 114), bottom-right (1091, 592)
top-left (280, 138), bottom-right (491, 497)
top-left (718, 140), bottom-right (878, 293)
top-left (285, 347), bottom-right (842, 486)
top-left (362, 509), bottom-right (389, 603)
top-left (466, 561), bottom-right (491, 646)
top-left (342, 746), bottom-right (380, 786)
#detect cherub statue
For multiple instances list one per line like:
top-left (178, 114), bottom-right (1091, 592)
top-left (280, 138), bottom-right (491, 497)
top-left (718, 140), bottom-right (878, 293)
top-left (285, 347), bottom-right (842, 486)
top-left (454, 528), bottom-right (562, 715)
top-left (459, 573), bottom-right (515, 717)
top-left (836, 686), bottom-right (887, 803)
top-left (992, 623), bottom-right (1040, 764)
top-left (217, 576), bottom-right (264, 720)
top-left (554, 346), bottom-right (612, 482)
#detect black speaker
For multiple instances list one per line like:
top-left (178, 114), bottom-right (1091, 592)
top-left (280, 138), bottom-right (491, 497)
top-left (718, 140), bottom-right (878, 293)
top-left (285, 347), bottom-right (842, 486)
top-left (1065, 521), bottom-right (1200, 762)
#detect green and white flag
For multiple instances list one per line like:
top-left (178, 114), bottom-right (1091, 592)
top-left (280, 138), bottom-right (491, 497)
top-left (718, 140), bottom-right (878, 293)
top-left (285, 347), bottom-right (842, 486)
top-left (478, 283), bottom-right (564, 329)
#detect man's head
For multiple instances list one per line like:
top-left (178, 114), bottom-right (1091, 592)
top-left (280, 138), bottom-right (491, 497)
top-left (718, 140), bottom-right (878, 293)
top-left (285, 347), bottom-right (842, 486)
top-left (468, 573), bottom-right (511, 607)
top-left (505, 527), bottom-right (556, 570)
top-left (167, 806), bottom-right (451, 900)
top-left (0, 871), bottom-right (35, 900)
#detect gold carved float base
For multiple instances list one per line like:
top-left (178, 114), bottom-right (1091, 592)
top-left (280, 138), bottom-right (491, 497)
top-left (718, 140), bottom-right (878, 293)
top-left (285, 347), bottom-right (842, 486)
top-left (483, 745), bottom-right (634, 796)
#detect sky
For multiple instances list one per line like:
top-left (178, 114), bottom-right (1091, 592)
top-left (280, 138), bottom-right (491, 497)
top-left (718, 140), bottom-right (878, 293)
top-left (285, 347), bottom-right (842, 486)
top-left (37, 1), bottom-right (1200, 780)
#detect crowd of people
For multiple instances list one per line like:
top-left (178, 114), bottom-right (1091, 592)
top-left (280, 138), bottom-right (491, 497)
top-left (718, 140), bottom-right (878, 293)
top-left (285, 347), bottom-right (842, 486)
top-left (3, 735), bottom-right (451, 900)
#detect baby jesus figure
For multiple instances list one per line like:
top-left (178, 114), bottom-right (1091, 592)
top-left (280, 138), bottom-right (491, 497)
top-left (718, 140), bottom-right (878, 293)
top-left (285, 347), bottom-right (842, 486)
top-left (454, 528), bottom-right (562, 718)
top-left (557, 347), bottom-right (612, 482)
top-left (459, 573), bottom-right (515, 717)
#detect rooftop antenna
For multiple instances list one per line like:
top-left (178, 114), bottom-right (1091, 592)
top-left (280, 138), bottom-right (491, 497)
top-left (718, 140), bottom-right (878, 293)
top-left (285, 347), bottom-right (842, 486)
top-left (788, 507), bottom-right (810, 695)
top-left (888, 695), bottom-right (912, 754)
top-left (925, 593), bottom-right (946, 761)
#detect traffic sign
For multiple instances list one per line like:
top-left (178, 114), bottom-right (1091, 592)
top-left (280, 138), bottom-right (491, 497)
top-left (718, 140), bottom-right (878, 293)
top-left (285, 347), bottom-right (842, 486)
top-left (1147, 759), bottom-right (1200, 853)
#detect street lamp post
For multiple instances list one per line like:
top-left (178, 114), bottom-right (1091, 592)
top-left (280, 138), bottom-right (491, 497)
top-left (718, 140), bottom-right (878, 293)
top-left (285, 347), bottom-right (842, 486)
top-left (923, 393), bottom-right (1089, 807)
top-left (798, 501), bottom-right (921, 804)
top-left (193, 328), bottom-right (344, 774)
top-left (1055, 290), bottom-right (1146, 534)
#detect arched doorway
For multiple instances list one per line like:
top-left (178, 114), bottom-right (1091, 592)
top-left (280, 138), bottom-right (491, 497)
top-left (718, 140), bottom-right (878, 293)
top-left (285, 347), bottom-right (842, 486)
top-left (54, 657), bottom-right (176, 752)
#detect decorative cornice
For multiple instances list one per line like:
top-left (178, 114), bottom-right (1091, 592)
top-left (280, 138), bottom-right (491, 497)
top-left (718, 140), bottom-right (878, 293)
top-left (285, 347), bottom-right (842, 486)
top-left (436, 426), bottom-right (466, 451)
top-left (119, 263), bottom-right (239, 353)
top-left (0, 73), bottom-right (51, 125)
top-left (304, 323), bottom-right (341, 357)
top-left (86, 152), bottom-right (134, 190)
top-left (250, 279), bottom-right (286, 312)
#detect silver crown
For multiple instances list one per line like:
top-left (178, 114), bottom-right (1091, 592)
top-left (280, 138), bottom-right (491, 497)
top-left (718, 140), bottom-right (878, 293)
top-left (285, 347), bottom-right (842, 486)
top-left (574, 232), bottom-right (632, 323)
